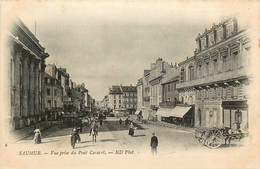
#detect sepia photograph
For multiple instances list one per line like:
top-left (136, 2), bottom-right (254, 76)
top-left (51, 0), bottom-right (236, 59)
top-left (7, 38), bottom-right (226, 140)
top-left (0, 0), bottom-right (259, 169)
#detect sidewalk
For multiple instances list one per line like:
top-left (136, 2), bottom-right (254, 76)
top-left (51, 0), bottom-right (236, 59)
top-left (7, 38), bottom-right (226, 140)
top-left (8, 121), bottom-right (58, 144)
top-left (137, 120), bottom-right (196, 133)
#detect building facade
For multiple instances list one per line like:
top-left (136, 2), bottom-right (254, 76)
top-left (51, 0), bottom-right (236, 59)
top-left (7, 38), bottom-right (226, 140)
top-left (121, 85), bottom-right (137, 114)
top-left (176, 17), bottom-right (251, 129)
top-left (44, 65), bottom-right (63, 120)
top-left (136, 78), bottom-right (143, 110)
top-left (108, 85), bottom-right (137, 113)
top-left (8, 18), bottom-right (49, 129)
top-left (149, 58), bottom-right (172, 108)
top-left (177, 56), bottom-right (196, 105)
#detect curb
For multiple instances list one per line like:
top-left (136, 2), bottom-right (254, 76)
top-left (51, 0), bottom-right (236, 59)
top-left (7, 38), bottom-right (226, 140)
top-left (145, 121), bottom-right (196, 133)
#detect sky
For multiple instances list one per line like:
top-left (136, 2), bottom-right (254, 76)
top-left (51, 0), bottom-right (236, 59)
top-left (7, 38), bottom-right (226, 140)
top-left (5, 1), bottom-right (255, 101)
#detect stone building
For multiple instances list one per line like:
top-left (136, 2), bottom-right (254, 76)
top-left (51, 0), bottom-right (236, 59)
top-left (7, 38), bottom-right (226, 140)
top-left (44, 64), bottom-right (63, 120)
top-left (58, 68), bottom-right (72, 112)
top-left (8, 18), bottom-right (49, 129)
top-left (108, 85), bottom-right (123, 110)
top-left (108, 85), bottom-right (137, 113)
top-left (160, 66), bottom-right (179, 107)
top-left (136, 78), bottom-right (144, 110)
top-left (149, 58), bottom-right (172, 109)
top-left (176, 16), bottom-right (251, 129)
top-left (72, 84), bottom-right (88, 111)
top-left (177, 56), bottom-right (196, 105)
top-left (121, 85), bottom-right (137, 114)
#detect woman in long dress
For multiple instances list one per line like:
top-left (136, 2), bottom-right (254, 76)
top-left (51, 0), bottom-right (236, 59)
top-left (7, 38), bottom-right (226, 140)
top-left (34, 127), bottom-right (42, 144)
top-left (128, 122), bottom-right (135, 136)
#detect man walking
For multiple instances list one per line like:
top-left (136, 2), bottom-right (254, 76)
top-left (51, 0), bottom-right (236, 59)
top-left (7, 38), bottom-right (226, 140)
top-left (119, 118), bottom-right (122, 127)
top-left (150, 132), bottom-right (158, 155)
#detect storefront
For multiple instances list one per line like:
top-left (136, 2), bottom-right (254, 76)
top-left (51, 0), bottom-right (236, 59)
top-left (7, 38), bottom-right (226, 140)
top-left (156, 105), bottom-right (194, 126)
top-left (222, 101), bottom-right (248, 130)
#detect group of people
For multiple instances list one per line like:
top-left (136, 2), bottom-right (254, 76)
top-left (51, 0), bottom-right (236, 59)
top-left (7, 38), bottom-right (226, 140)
top-left (119, 117), bottom-right (159, 155)
top-left (70, 118), bottom-right (100, 148)
top-left (33, 115), bottom-right (159, 155)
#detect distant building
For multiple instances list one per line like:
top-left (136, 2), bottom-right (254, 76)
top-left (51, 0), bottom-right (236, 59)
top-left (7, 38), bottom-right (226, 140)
top-left (108, 85), bottom-right (123, 110)
top-left (108, 85), bottom-right (137, 114)
top-left (121, 85), bottom-right (137, 114)
top-left (149, 58), bottom-right (172, 109)
top-left (57, 67), bottom-right (72, 112)
top-left (160, 66), bottom-right (179, 107)
top-left (8, 18), bottom-right (49, 129)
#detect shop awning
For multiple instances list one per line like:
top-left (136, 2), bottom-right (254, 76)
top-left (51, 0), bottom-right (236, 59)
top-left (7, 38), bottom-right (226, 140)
top-left (155, 108), bottom-right (173, 117)
top-left (170, 106), bottom-right (192, 118)
top-left (155, 106), bottom-right (192, 118)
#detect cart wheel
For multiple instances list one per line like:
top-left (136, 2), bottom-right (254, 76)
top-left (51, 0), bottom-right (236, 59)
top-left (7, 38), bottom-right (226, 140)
top-left (205, 129), bottom-right (223, 149)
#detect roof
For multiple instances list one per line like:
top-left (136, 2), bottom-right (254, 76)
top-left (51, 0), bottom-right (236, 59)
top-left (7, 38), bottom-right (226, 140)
top-left (121, 86), bottom-right (137, 92)
top-left (149, 74), bottom-right (164, 83)
top-left (109, 85), bottom-right (123, 94)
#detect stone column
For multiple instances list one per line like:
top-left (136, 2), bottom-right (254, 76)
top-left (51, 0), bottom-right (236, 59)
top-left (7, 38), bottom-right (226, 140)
top-left (41, 62), bottom-right (46, 117)
top-left (29, 55), bottom-right (35, 116)
top-left (22, 51), bottom-right (30, 118)
top-left (12, 43), bottom-right (23, 128)
top-left (35, 60), bottom-right (40, 116)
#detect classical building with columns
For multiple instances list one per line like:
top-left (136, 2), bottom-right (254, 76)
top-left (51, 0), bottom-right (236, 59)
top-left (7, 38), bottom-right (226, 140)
top-left (176, 16), bottom-right (251, 129)
top-left (8, 18), bottom-right (49, 129)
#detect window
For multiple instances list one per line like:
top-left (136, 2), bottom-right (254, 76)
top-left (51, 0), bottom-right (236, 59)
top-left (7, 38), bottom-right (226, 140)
top-left (119, 100), bottom-right (121, 104)
top-left (213, 59), bottom-right (218, 72)
top-left (114, 100), bottom-right (116, 104)
top-left (189, 65), bottom-right (194, 80)
top-left (114, 95), bottom-right (116, 99)
top-left (233, 51), bottom-right (239, 69)
top-left (180, 68), bottom-right (185, 82)
top-left (48, 100), bottom-right (51, 108)
top-left (47, 88), bottom-right (51, 96)
top-left (54, 89), bottom-right (57, 96)
top-left (223, 56), bottom-right (227, 71)
top-left (54, 100), bottom-right (57, 108)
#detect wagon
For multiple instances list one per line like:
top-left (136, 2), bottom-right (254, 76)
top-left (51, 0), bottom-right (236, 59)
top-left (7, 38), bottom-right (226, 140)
top-left (195, 127), bottom-right (249, 149)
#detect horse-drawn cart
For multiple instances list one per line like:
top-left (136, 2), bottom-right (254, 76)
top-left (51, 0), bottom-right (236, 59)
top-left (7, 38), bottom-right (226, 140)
top-left (195, 127), bottom-right (249, 149)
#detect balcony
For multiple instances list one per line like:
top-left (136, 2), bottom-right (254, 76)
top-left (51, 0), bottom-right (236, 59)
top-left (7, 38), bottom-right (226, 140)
top-left (176, 67), bottom-right (250, 89)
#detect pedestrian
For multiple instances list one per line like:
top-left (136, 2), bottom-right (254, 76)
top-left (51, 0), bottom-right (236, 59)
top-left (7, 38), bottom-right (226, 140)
top-left (128, 122), bottom-right (135, 136)
top-left (125, 118), bottom-right (129, 127)
top-left (99, 119), bottom-right (103, 126)
top-left (89, 120), bottom-right (95, 136)
top-left (150, 132), bottom-right (158, 155)
top-left (119, 118), bottom-right (122, 127)
top-left (33, 127), bottom-right (42, 144)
